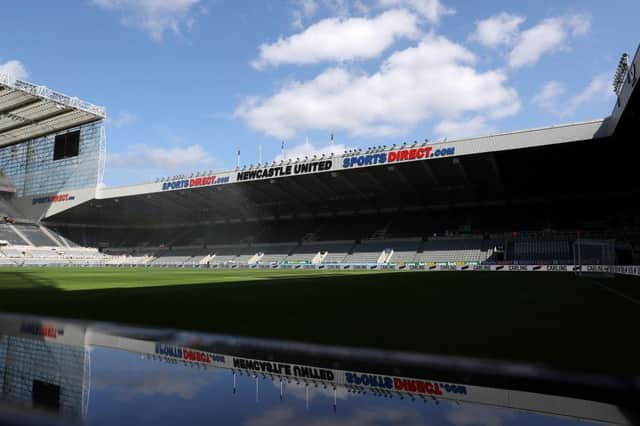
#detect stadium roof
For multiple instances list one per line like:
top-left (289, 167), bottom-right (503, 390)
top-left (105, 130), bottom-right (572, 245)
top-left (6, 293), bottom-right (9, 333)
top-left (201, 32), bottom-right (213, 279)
top-left (86, 45), bottom-right (638, 206)
top-left (36, 43), bottom-right (640, 223)
top-left (0, 73), bottom-right (105, 147)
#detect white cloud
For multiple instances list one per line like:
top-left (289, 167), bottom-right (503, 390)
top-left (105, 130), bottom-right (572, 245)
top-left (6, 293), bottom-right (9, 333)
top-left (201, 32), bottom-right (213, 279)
top-left (447, 404), bottom-right (514, 426)
top-left (238, 35), bottom-right (520, 139)
top-left (245, 406), bottom-right (427, 426)
top-left (569, 74), bottom-right (611, 110)
top-left (276, 140), bottom-right (350, 162)
top-left (533, 74), bottom-right (612, 117)
top-left (508, 14), bottom-right (591, 68)
top-left (300, 0), bottom-right (319, 17)
top-left (321, 0), bottom-right (351, 17)
top-left (353, 0), bottom-right (370, 15)
top-left (470, 13), bottom-right (525, 48)
top-left (93, 370), bottom-right (210, 400)
top-left (532, 80), bottom-right (565, 113)
top-left (434, 116), bottom-right (494, 139)
top-left (378, 0), bottom-right (455, 23)
top-left (107, 111), bottom-right (137, 128)
top-left (291, 0), bottom-right (319, 29)
top-left (253, 9), bottom-right (421, 69)
top-left (108, 143), bottom-right (215, 169)
top-left (0, 60), bottom-right (29, 80)
top-left (92, 0), bottom-right (202, 41)
top-left (271, 381), bottom-right (349, 401)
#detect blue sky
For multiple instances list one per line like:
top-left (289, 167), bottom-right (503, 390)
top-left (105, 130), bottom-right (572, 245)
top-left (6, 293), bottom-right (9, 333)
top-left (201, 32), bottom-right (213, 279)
top-left (0, 0), bottom-right (638, 186)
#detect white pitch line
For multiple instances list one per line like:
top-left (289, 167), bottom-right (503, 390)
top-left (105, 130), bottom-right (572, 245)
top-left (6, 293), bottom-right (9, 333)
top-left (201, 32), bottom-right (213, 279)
top-left (588, 278), bottom-right (640, 306)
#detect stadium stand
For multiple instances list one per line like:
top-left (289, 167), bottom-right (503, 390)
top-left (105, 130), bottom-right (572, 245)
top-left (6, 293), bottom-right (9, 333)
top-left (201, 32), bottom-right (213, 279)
top-left (0, 221), bottom-right (628, 268)
top-left (512, 238), bottom-right (572, 264)
top-left (0, 253), bottom-right (16, 265)
top-left (282, 242), bottom-right (322, 264)
top-left (342, 240), bottom-right (394, 264)
top-left (414, 237), bottom-right (494, 264)
top-left (0, 223), bottom-right (27, 245)
top-left (386, 238), bottom-right (423, 263)
top-left (0, 45), bottom-right (638, 270)
top-left (13, 224), bottom-right (58, 246)
top-left (320, 241), bottom-right (356, 264)
top-left (1, 247), bottom-right (25, 259)
top-left (208, 244), bottom-right (245, 265)
top-left (150, 251), bottom-right (193, 267)
top-left (253, 242), bottom-right (297, 264)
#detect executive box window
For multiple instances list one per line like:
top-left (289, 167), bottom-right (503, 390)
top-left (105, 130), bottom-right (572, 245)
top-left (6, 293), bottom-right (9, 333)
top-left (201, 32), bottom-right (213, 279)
top-left (53, 130), bottom-right (80, 160)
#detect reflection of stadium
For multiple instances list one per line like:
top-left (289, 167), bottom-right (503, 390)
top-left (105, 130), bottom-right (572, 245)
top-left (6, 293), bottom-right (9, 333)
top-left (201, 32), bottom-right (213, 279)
top-left (0, 316), bottom-right (636, 425)
top-left (0, 47), bottom-right (638, 269)
top-left (0, 318), bottom-right (90, 420)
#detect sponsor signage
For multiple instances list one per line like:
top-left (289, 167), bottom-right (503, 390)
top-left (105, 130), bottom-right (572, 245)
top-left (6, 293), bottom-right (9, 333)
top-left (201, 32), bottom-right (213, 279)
top-left (154, 145), bottom-right (457, 194)
top-left (162, 175), bottom-right (230, 191)
top-left (32, 193), bottom-right (75, 205)
top-left (342, 146), bottom-right (455, 169)
top-left (232, 357), bottom-right (336, 381)
top-left (545, 265), bottom-right (568, 271)
top-left (154, 343), bottom-right (225, 365)
top-left (236, 160), bottom-right (333, 182)
top-left (20, 323), bottom-right (63, 339)
top-left (613, 265), bottom-right (640, 276)
top-left (472, 265), bottom-right (493, 271)
top-left (345, 371), bottom-right (468, 397)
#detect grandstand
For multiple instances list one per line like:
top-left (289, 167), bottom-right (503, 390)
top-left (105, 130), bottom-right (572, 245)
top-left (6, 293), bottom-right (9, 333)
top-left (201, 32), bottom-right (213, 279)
top-left (0, 46), bottom-right (637, 272)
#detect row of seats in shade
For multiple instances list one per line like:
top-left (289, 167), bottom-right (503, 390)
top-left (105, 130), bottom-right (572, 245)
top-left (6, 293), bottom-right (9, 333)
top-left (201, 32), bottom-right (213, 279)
top-left (0, 237), bottom-right (577, 266)
top-left (103, 238), bottom-right (501, 266)
top-left (513, 239), bottom-right (572, 262)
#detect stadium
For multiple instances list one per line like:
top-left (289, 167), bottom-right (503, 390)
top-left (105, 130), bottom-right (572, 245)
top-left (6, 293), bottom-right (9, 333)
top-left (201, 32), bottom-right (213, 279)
top-left (0, 47), bottom-right (636, 271)
top-left (0, 44), bottom-right (638, 374)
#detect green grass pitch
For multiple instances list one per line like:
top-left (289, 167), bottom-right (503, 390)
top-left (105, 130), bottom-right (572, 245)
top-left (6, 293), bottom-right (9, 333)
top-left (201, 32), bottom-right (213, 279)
top-left (0, 267), bottom-right (638, 374)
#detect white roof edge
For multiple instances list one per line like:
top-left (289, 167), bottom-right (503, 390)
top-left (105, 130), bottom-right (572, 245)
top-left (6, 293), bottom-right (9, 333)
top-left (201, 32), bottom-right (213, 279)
top-left (438, 117), bottom-right (608, 145)
top-left (0, 72), bottom-right (106, 118)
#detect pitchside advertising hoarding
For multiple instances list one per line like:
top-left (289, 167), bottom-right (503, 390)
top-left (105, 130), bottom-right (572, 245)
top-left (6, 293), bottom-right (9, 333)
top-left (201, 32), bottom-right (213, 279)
top-left (159, 145), bottom-right (457, 192)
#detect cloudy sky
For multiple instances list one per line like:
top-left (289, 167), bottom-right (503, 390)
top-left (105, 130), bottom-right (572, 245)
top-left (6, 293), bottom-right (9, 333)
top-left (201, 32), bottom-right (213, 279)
top-left (0, 0), bottom-right (637, 185)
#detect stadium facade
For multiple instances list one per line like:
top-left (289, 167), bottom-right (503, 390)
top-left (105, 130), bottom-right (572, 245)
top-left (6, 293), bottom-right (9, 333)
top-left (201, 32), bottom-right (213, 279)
top-left (0, 45), bottom-right (638, 270)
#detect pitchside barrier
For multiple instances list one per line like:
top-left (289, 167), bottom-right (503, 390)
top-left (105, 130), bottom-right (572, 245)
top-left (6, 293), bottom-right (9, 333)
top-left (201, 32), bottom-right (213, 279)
top-left (206, 263), bottom-right (629, 273)
top-left (4, 261), bottom-right (640, 275)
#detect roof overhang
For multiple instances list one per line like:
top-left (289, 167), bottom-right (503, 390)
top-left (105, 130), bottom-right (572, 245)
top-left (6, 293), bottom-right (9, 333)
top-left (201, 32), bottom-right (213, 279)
top-left (93, 118), bottom-right (610, 202)
top-left (0, 73), bottom-right (105, 147)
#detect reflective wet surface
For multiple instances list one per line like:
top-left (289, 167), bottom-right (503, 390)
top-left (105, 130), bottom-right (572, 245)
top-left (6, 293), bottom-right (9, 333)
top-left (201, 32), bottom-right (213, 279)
top-left (0, 313), bottom-right (637, 425)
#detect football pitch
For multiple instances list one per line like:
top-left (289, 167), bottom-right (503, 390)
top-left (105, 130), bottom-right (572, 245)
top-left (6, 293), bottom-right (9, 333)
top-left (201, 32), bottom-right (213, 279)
top-left (0, 267), bottom-right (638, 374)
